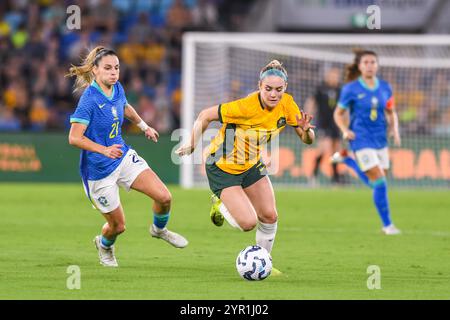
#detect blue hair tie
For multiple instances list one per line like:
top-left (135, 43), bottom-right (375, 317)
top-left (260, 69), bottom-right (288, 82)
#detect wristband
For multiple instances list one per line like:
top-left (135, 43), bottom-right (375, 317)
top-left (137, 120), bottom-right (149, 132)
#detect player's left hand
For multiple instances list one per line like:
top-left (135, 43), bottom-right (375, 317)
top-left (175, 144), bottom-right (195, 156)
top-left (144, 127), bottom-right (159, 142)
top-left (392, 131), bottom-right (401, 147)
top-left (388, 127), bottom-right (401, 146)
top-left (296, 111), bottom-right (316, 132)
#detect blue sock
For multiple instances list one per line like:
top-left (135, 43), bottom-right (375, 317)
top-left (371, 177), bottom-right (392, 227)
top-left (101, 235), bottom-right (116, 248)
top-left (153, 212), bottom-right (170, 229)
top-left (343, 157), bottom-right (370, 187)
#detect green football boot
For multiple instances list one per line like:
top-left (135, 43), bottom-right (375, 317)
top-left (270, 267), bottom-right (283, 276)
top-left (210, 194), bottom-right (224, 227)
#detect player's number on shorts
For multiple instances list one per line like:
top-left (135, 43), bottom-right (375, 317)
top-left (109, 121), bottom-right (119, 139)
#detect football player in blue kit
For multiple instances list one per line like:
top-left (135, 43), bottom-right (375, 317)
top-left (333, 49), bottom-right (402, 235)
top-left (68, 47), bottom-right (188, 267)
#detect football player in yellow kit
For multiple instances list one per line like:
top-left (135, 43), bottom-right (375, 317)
top-left (176, 60), bottom-right (315, 274)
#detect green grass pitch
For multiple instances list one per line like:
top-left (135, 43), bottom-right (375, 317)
top-left (0, 183), bottom-right (449, 300)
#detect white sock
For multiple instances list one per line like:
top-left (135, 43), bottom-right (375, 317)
top-left (219, 203), bottom-right (243, 231)
top-left (256, 221), bottom-right (278, 253)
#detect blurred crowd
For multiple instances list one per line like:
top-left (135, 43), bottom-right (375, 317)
top-left (1, 0), bottom-right (449, 137)
top-left (382, 68), bottom-right (450, 137)
top-left (0, 0), bottom-right (255, 133)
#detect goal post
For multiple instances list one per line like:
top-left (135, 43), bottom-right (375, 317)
top-left (181, 33), bottom-right (450, 189)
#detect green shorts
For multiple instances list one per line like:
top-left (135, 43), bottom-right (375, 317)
top-left (205, 160), bottom-right (268, 198)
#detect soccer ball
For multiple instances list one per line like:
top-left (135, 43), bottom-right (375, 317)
top-left (236, 245), bottom-right (272, 281)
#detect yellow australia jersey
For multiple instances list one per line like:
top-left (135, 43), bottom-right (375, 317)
top-left (207, 92), bottom-right (301, 174)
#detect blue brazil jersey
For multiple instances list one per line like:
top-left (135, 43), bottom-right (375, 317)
top-left (337, 77), bottom-right (394, 151)
top-left (70, 81), bottom-right (129, 181)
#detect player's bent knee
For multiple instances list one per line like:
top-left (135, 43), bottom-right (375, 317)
top-left (156, 191), bottom-right (172, 207)
top-left (264, 213), bottom-right (278, 224)
top-left (258, 210), bottom-right (278, 224)
top-left (240, 220), bottom-right (257, 232)
top-left (114, 224), bottom-right (126, 235)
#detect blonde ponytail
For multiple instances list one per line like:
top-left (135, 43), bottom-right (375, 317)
top-left (66, 46), bottom-right (117, 92)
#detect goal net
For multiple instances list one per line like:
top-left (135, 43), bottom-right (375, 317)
top-left (180, 33), bottom-right (450, 189)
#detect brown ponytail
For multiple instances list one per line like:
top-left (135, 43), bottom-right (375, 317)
top-left (66, 46), bottom-right (117, 92)
top-left (344, 49), bottom-right (377, 83)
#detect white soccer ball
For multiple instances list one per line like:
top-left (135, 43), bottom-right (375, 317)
top-left (236, 245), bottom-right (272, 281)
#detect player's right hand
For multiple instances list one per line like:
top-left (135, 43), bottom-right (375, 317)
top-left (102, 144), bottom-right (123, 159)
top-left (343, 130), bottom-right (356, 140)
top-left (175, 144), bottom-right (194, 156)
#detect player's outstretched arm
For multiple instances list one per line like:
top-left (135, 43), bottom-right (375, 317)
top-left (176, 105), bottom-right (219, 156)
top-left (68, 123), bottom-right (123, 159)
top-left (294, 110), bottom-right (316, 145)
top-left (124, 103), bottom-right (159, 142)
